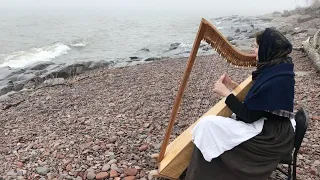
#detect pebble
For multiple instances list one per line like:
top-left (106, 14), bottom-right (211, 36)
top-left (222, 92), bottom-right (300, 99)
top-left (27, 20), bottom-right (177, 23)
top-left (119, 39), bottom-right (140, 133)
top-left (6, 170), bottom-right (17, 176)
top-left (86, 171), bottom-right (96, 180)
top-left (96, 172), bottom-right (109, 179)
top-left (16, 161), bottom-right (24, 168)
top-left (114, 177), bottom-right (121, 180)
top-left (138, 145), bottom-right (148, 151)
top-left (66, 164), bottom-right (72, 171)
top-left (124, 168), bottom-right (138, 176)
top-left (111, 164), bottom-right (118, 170)
top-left (110, 136), bottom-right (117, 143)
top-left (110, 170), bottom-right (118, 178)
top-left (140, 170), bottom-right (146, 177)
top-left (36, 167), bottom-right (50, 175)
top-left (92, 145), bottom-right (101, 151)
top-left (314, 160), bottom-right (320, 166)
top-left (124, 176), bottom-right (136, 180)
top-left (148, 170), bottom-right (158, 180)
top-left (108, 159), bottom-right (117, 165)
top-left (310, 166), bottom-right (318, 175)
top-left (16, 176), bottom-right (25, 180)
top-left (102, 164), bottom-right (111, 171)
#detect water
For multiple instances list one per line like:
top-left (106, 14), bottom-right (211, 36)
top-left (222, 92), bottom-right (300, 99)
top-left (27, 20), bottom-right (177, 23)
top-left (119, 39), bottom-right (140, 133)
top-left (0, 9), bottom-right (273, 69)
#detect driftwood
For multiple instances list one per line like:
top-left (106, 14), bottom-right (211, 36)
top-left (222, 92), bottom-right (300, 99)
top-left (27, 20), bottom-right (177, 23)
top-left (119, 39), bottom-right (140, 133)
top-left (303, 30), bottom-right (320, 72)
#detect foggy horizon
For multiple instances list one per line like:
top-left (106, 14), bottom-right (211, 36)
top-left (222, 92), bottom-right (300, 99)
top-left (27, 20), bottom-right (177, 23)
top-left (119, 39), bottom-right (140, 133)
top-left (0, 0), bottom-right (310, 16)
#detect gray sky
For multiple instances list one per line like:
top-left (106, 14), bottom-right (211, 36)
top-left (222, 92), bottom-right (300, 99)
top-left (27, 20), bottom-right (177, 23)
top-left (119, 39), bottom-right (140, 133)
top-left (0, 0), bottom-right (308, 15)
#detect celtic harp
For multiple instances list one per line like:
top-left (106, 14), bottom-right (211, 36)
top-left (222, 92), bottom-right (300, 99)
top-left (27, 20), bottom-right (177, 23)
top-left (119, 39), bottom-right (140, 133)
top-left (153, 18), bottom-right (257, 180)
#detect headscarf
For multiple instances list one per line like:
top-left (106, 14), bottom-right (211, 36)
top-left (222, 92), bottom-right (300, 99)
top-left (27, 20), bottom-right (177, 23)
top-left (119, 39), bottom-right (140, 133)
top-left (252, 28), bottom-right (293, 80)
top-left (243, 28), bottom-right (295, 112)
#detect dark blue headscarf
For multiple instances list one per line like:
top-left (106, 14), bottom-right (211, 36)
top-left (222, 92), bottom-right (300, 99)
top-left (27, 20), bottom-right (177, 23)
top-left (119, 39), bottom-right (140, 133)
top-left (244, 28), bottom-right (295, 112)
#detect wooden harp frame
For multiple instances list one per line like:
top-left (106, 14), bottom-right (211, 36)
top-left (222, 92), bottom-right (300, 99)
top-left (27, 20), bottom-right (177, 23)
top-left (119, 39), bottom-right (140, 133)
top-left (154, 18), bottom-right (257, 179)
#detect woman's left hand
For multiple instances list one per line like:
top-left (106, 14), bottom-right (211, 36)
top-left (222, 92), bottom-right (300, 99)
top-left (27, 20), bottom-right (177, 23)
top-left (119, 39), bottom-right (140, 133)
top-left (213, 76), bottom-right (231, 97)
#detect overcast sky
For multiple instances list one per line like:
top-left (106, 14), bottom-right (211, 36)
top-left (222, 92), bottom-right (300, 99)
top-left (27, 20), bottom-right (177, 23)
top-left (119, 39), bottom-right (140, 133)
top-left (0, 0), bottom-right (309, 15)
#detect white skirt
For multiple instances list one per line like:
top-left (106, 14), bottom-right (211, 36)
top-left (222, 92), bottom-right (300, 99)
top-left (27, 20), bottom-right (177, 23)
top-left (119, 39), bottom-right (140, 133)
top-left (192, 114), bottom-right (296, 162)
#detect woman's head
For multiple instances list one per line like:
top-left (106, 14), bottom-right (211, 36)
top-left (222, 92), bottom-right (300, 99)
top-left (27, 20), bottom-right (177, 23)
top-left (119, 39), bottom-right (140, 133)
top-left (254, 28), bottom-right (292, 63)
top-left (251, 28), bottom-right (293, 80)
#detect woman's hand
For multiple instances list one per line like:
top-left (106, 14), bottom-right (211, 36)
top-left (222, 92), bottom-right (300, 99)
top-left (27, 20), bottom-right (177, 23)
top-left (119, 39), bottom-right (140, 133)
top-left (220, 74), bottom-right (232, 88)
top-left (213, 76), bottom-right (231, 97)
top-left (219, 73), bottom-right (239, 90)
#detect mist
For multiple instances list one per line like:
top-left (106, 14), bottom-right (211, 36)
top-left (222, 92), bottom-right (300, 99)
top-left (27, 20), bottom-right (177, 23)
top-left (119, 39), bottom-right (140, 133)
top-left (0, 0), bottom-right (309, 16)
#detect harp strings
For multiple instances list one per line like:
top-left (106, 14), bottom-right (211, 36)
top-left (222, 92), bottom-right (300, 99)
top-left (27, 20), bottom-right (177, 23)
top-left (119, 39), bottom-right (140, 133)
top-left (202, 27), bottom-right (257, 67)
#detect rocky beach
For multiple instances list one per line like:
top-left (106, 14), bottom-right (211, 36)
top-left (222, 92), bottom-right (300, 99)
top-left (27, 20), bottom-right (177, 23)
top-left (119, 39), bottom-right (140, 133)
top-left (1, 4), bottom-right (320, 180)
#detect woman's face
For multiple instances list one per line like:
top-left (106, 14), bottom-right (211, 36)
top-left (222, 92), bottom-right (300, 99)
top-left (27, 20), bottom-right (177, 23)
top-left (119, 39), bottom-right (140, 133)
top-left (253, 41), bottom-right (259, 60)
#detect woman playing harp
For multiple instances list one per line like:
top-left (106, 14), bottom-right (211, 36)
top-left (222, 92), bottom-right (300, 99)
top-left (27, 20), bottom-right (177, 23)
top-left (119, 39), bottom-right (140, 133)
top-left (185, 28), bottom-right (296, 180)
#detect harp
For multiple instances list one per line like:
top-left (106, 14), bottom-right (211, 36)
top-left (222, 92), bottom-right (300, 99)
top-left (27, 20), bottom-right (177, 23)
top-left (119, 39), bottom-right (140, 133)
top-left (153, 18), bottom-right (257, 179)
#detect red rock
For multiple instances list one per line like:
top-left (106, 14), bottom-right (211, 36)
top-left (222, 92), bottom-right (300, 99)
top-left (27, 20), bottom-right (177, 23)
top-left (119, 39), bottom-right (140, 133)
top-left (138, 145), bottom-right (148, 151)
top-left (96, 172), bottom-right (109, 179)
top-left (124, 176), bottom-right (136, 180)
top-left (310, 166), bottom-right (318, 175)
top-left (140, 170), bottom-right (146, 177)
top-left (124, 168), bottom-right (138, 176)
top-left (43, 151), bottom-right (50, 156)
top-left (16, 161), bottom-right (23, 167)
top-left (66, 164), bottom-right (72, 172)
top-left (110, 170), bottom-right (118, 178)
top-left (311, 115), bottom-right (320, 121)
top-left (57, 154), bottom-right (65, 159)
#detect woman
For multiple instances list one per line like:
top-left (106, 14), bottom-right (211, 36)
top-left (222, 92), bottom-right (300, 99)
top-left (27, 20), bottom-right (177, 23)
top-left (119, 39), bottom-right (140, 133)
top-left (185, 28), bottom-right (296, 180)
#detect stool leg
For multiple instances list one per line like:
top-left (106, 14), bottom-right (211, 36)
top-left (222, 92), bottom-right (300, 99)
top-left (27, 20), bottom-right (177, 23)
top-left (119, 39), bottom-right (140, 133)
top-left (287, 164), bottom-right (292, 180)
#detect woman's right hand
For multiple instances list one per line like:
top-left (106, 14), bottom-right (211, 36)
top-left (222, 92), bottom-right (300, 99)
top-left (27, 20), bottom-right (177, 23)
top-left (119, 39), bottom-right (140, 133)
top-left (220, 73), bottom-right (239, 90)
top-left (220, 74), bottom-right (232, 88)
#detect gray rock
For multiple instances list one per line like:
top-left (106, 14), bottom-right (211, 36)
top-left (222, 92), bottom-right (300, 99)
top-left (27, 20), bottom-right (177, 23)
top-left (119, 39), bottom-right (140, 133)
top-left (6, 170), bottom-right (17, 176)
top-left (291, 29), bottom-right (307, 35)
top-left (227, 36), bottom-right (234, 41)
top-left (36, 167), bottom-right (50, 175)
top-left (235, 28), bottom-right (240, 33)
top-left (86, 171), bottom-right (96, 180)
top-left (23, 80), bottom-right (36, 89)
top-left (13, 83), bottom-right (24, 91)
top-left (169, 42), bottom-right (181, 50)
top-left (28, 62), bottom-right (55, 70)
top-left (88, 60), bottom-right (110, 70)
top-left (280, 25), bottom-right (294, 35)
top-left (144, 57), bottom-right (161, 62)
top-left (0, 85), bottom-right (13, 96)
top-left (141, 48), bottom-right (150, 52)
top-left (16, 176), bottom-right (25, 180)
top-left (130, 57), bottom-right (139, 60)
top-left (260, 16), bottom-right (274, 22)
top-left (108, 159), bottom-right (117, 165)
top-left (110, 164), bottom-right (118, 170)
top-left (148, 170), bottom-right (158, 180)
top-left (43, 78), bottom-right (65, 86)
top-left (297, 15), bottom-right (314, 23)
top-left (102, 164), bottom-right (111, 171)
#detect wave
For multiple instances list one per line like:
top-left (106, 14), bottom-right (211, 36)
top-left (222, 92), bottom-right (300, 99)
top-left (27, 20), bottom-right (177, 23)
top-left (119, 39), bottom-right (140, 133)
top-left (0, 42), bottom-right (71, 68)
top-left (70, 38), bottom-right (87, 47)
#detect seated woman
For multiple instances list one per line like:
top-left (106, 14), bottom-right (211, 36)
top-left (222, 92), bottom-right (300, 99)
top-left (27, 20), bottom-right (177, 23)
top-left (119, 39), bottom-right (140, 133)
top-left (185, 28), bottom-right (296, 180)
